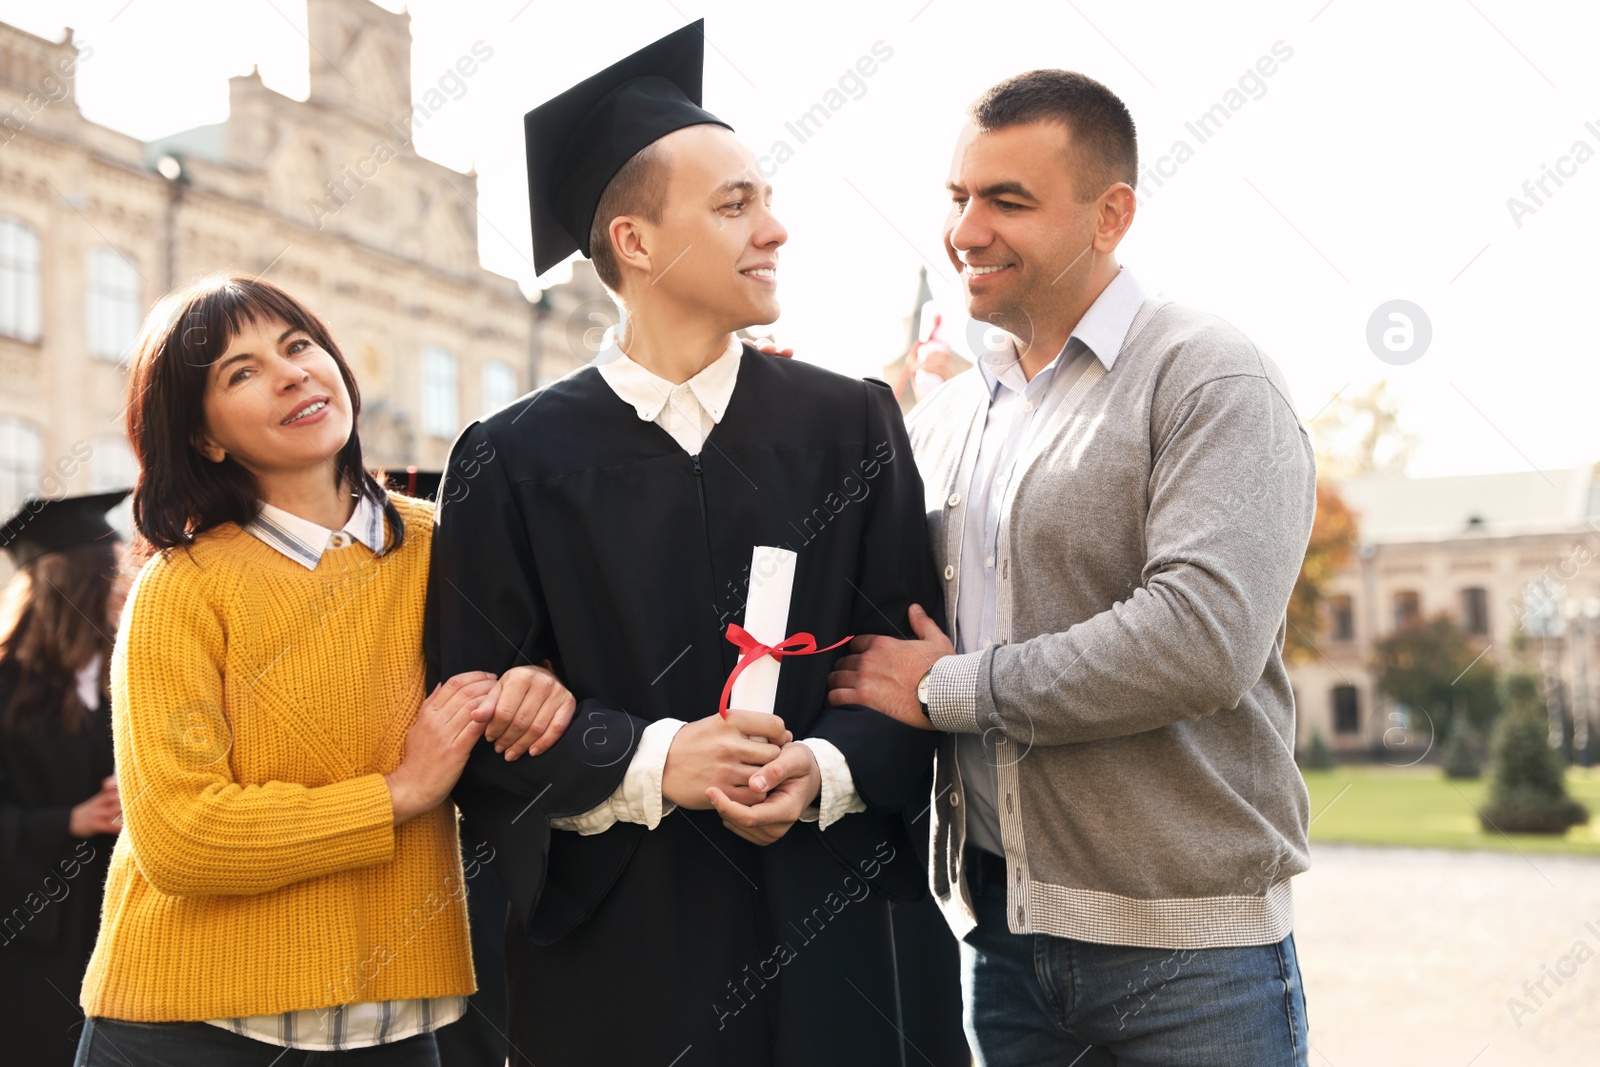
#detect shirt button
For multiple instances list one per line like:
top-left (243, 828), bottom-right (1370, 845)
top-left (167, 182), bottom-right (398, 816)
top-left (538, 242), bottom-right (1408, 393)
top-left (944, 564), bottom-right (955, 580)
top-left (1022, 400), bottom-right (1034, 412)
top-left (947, 492), bottom-right (961, 507)
top-left (948, 791), bottom-right (960, 806)
top-left (329, 533), bottom-right (346, 548)
top-left (984, 555), bottom-right (995, 568)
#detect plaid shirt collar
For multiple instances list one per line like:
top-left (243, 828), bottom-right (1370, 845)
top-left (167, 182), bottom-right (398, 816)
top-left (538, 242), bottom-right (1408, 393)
top-left (242, 492), bottom-right (385, 570)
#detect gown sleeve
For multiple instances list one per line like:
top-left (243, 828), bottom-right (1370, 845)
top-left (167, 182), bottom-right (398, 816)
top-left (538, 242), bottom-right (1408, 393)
top-left (0, 744), bottom-right (73, 878)
top-left (804, 379), bottom-right (943, 811)
top-left (426, 419), bottom-right (648, 923)
top-left (0, 731), bottom-right (74, 921)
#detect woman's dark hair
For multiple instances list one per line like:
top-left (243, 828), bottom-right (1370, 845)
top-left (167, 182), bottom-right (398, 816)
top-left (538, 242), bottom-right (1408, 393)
top-left (124, 274), bottom-right (403, 554)
top-left (0, 540), bottom-right (120, 734)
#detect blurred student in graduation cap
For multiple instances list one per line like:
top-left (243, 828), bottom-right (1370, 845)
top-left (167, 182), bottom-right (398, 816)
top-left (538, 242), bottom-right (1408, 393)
top-left (72, 276), bottom-right (576, 1067)
top-left (0, 490), bottom-right (129, 1065)
top-left (426, 21), bottom-right (967, 1067)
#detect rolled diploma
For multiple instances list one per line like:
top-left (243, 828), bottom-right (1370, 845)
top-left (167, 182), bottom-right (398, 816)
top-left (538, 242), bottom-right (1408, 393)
top-left (728, 546), bottom-right (797, 716)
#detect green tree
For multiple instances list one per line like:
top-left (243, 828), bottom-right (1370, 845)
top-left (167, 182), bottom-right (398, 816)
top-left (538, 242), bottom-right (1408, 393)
top-left (1480, 675), bottom-right (1588, 834)
top-left (1372, 615), bottom-right (1500, 740)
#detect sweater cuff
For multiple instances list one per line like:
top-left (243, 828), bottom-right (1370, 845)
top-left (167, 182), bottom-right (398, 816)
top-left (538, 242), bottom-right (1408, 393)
top-left (926, 651), bottom-right (983, 734)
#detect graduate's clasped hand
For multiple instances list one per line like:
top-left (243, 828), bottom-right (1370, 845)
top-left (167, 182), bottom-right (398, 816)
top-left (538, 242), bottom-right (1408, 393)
top-left (707, 735), bottom-right (823, 846)
top-left (662, 710), bottom-right (825, 846)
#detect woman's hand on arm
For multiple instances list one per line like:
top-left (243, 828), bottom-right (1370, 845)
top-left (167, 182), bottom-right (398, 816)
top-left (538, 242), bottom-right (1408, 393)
top-left (384, 671), bottom-right (495, 825)
top-left (472, 664), bottom-right (578, 761)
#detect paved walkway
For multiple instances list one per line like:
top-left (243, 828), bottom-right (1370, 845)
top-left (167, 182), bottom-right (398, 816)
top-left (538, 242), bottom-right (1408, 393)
top-left (1296, 843), bottom-right (1600, 1066)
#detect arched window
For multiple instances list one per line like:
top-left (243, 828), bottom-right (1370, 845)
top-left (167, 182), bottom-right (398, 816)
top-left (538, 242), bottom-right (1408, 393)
top-left (1329, 594), bottom-right (1355, 641)
top-left (421, 346), bottom-right (458, 439)
top-left (90, 433), bottom-right (138, 538)
top-left (0, 416), bottom-right (43, 516)
top-left (87, 247), bottom-right (143, 362)
top-left (0, 217), bottom-right (42, 343)
top-left (1393, 590), bottom-right (1420, 631)
top-left (1332, 685), bottom-right (1360, 735)
top-left (481, 360), bottom-right (517, 415)
top-left (1461, 587), bottom-right (1489, 636)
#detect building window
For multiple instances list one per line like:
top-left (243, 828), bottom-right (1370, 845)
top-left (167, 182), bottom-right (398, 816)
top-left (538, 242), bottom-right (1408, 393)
top-left (89, 433), bottom-right (138, 537)
top-left (0, 217), bottom-right (42, 343)
top-left (1461, 587), bottom-right (1489, 636)
top-left (1520, 578), bottom-right (1563, 638)
top-left (1332, 685), bottom-right (1360, 735)
top-left (87, 247), bottom-right (142, 362)
top-left (0, 417), bottom-right (43, 517)
top-left (481, 360), bottom-right (517, 415)
top-left (421, 346), bottom-right (458, 439)
top-left (1329, 594), bottom-right (1354, 641)
top-left (1393, 590), bottom-right (1421, 631)
top-left (90, 433), bottom-right (138, 491)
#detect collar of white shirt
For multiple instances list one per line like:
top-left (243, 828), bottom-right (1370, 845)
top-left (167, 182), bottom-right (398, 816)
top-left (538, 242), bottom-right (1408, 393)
top-left (978, 267), bottom-right (1147, 398)
top-left (243, 492), bottom-right (386, 570)
top-left (595, 334), bottom-right (743, 444)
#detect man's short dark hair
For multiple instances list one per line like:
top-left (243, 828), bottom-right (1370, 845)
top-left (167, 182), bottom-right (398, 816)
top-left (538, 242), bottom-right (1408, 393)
top-left (969, 70), bottom-right (1138, 201)
top-left (589, 142), bottom-right (670, 292)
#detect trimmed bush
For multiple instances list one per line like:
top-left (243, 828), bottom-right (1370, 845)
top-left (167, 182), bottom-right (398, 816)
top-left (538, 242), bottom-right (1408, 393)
top-left (1479, 707), bottom-right (1588, 834)
top-left (1441, 726), bottom-right (1483, 780)
top-left (1300, 730), bottom-right (1336, 771)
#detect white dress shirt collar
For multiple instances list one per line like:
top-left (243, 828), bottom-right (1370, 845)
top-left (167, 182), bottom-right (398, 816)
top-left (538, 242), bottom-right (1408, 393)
top-left (977, 267), bottom-right (1147, 398)
top-left (244, 492), bottom-right (386, 570)
top-left (595, 334), bottom-right (744, 454)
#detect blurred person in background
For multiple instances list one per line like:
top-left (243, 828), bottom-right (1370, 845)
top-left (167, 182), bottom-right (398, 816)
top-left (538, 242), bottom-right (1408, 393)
top-left (0, 490), bottom-right (131, 1065)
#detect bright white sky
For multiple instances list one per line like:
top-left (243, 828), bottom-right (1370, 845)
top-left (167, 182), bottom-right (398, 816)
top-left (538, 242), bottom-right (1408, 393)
top-left (6, 0), bottom-right (1597, 479)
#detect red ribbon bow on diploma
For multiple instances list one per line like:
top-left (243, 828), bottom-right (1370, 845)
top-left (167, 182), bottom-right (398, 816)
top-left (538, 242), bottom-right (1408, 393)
top-left (717, 623), bottom-right (854, 718)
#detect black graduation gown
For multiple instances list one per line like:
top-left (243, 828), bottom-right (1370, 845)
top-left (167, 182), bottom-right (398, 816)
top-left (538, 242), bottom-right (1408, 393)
top-left (0, 664), bottom-right (116, 1065)
top-left (426, 348), bottom-right (967, 1067)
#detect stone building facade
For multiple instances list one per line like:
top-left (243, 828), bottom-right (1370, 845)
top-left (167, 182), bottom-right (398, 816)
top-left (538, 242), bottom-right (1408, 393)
top-left (1288, 466), bottom-right (1600, 761)
top-left (0, 0), bottom-right (596, 541)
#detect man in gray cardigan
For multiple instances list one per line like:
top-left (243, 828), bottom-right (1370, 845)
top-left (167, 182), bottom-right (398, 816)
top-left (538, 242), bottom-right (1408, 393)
top-left (828, 70), bottom-right (1317, 1064)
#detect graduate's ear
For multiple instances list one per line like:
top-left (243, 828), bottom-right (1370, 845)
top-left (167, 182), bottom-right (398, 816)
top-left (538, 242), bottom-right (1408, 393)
top-left (609, 214), bottom-right (654, 279)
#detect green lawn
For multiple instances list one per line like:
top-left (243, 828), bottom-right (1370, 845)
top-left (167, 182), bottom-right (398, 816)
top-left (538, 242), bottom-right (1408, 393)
top-left (1301, 765), bottom-right (1600, 856)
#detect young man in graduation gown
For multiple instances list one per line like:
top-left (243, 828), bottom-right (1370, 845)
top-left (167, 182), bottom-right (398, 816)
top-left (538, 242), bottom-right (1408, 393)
top-left (424, 22), bottom-right (966, 1067)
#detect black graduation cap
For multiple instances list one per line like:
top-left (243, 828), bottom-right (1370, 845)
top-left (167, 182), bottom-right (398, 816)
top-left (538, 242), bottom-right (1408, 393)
top-left (382, 468), bottom-right (443, 501)
top-left (525, 20), bottom-right (732, 275)
top-left (0, 489), bottom-right (131, 568)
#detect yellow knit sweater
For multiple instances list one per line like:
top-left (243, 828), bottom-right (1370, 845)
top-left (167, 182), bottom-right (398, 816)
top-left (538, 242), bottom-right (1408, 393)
top-left (79, 493), bottom-right (475, 1021)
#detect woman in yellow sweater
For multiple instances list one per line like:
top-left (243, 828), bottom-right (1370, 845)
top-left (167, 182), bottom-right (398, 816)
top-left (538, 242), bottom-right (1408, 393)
top-left (74, 275), bottom-right (574, 1066)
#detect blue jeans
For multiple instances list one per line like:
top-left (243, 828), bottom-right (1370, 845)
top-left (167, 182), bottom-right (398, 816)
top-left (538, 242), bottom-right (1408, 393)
top-left (960, 862), bottom-right (1309, 1066)
top-left (73, 1018), bottom-right (442, 1066)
